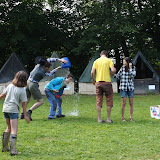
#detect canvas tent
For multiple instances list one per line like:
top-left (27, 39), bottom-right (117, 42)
top-left (0, 53), bottom-right (28, 93)
top-left (132, 51), bottom-right (160, 94)
top-left (0, 53), bottom-right (28, 83)
top-left (39, 52), bottom-right (74, 95)
top-left (79, 53), bottom-right (118, 94)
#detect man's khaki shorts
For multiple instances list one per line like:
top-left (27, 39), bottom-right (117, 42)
top-left (26, 80), bottom-right (42, 100)
top-left (96, 82), bottom-right (113, 108)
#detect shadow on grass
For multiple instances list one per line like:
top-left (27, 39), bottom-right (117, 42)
top-left (26, 115), bottom-right (160, 127)
top-left (30, 116), bottom-right (122, 126)
top-left (31, 116), bottom-right (97, 124)
top-left (30, 116), bottom-right (119, 126)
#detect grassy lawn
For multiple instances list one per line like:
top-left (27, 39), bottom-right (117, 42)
top-left (0, 94), bottom-right (160, 160)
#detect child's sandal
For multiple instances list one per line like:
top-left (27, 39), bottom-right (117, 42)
top-left (122, 118), bottom-right (126, 122)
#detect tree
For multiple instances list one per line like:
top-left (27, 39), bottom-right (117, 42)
top-left (0, 0), bottom-right (68, 71)
top-left (70, 0), bottom-right (160, 71)
top-left (0, 0), bottom-right (160, 79)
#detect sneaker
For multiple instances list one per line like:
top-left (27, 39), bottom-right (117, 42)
top-left (56, 115), bottom-right (65, 118)
top-left (19, 113), bottom-right (24, 119)
top-left (48, 117), bottom-right (55, 120)
top-left (27, 110), bottom-right (32, 121)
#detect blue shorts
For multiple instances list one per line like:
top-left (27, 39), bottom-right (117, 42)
top-left (120, 90), bottom-right (134, 98)
top-left (3, 113), bottom-right (19, 119)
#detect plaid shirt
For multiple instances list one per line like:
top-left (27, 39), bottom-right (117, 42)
top-left (115, 65), bottom-right (136, 91)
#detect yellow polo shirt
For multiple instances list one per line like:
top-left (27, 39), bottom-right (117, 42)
top-left (93, 56), bottom-right (114, 82)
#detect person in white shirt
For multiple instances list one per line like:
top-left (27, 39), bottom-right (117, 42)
top-left (0, 71), bottom-right (30, 156)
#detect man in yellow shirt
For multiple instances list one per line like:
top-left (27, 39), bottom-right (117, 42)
top-left (91, 50), bottom-right (116, 123)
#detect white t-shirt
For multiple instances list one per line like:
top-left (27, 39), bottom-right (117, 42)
top-left (2, 83), bottom-right (27, 113)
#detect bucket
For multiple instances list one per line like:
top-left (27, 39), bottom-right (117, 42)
top-left (61, 57), bottom-right (71, 69)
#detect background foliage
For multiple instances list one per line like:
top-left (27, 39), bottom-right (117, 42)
top-left (0, 0), bottom-right (160, 79)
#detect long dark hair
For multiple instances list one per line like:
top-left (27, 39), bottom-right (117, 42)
top-left (12, 71), bottom-right (28, 87)
top-left (124, 57), bottom-right (131, 72)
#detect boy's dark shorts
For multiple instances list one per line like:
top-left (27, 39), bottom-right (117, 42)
top-left (96, 82), bottom-right (113, 108)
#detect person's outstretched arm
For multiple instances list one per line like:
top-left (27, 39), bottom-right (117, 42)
top-left (45, 66), bottom-right (61, 76)
top-left (47, 58), bottom-right (67, 64)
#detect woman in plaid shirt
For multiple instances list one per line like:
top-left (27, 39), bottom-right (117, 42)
top-left (115, 57), bottom-right (136, 122)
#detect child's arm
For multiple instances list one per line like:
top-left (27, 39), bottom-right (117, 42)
top-left (45, 66), bottom-right (61, 76)
top-left (55, 66), bottom-right (61, 70)
top-left (22, 102), bottom-right (30, 123)
top-left (0, 93), bottom-right (6, 100)
top-left (58, 58), bottom-right (67, 63)
top-left (47, 58), bottom-right (67, 64)
top-left (50, 66), bottom-right (61, 75)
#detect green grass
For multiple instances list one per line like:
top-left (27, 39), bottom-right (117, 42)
top-left (0, 94), bottom-right (160, 160)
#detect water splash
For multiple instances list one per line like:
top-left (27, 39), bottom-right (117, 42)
top-left (68, 110), bottom-right (79, 116)
top-left (67, 93), bottom-right (79, 116)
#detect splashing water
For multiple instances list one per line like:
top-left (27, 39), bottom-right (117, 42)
top-left (68, 110), bottom-right (79, 116)
top-left (67, 93), bottom-right (79, 116)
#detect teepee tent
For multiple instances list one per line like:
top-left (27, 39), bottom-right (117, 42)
top-left (0, 53), bottom-right (28, 94)
top-left (39, 52), bottom-right (74, 95)
top-left (79, 53), bottom-right (117, 94)
top-left (0, 53), bottom-right (28, 83)
top-left (132, 51), bottom-right (160, 94)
